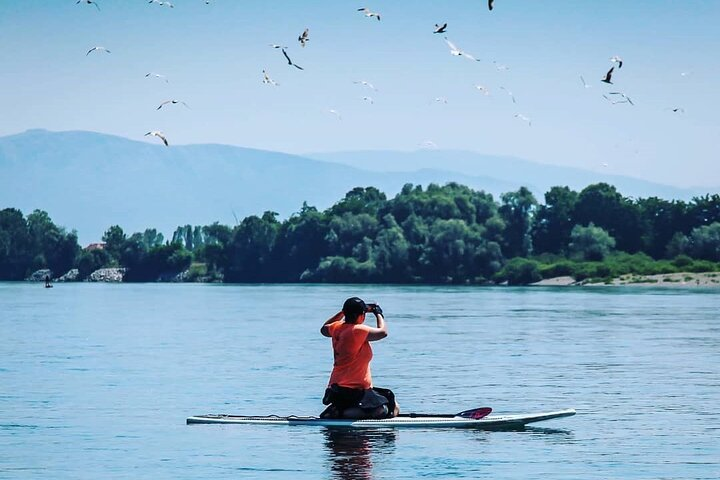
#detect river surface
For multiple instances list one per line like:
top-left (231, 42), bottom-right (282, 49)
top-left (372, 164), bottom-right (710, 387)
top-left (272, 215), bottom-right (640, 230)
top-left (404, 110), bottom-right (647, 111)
top-left (1, 283), bottom-right (718, 479)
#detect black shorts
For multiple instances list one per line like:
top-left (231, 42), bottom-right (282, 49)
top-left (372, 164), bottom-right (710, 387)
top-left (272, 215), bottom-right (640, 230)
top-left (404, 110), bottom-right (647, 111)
top-left (323, 384), bottom-right (396, 415)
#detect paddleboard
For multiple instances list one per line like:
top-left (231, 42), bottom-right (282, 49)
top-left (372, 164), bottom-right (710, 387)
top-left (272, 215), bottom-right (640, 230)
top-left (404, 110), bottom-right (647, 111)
top-left (186, 408), bottom-right (575, 429)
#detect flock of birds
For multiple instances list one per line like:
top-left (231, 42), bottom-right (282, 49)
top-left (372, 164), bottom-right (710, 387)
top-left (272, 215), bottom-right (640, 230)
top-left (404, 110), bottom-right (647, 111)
top-left (76, 0), bottom-right (688, 150)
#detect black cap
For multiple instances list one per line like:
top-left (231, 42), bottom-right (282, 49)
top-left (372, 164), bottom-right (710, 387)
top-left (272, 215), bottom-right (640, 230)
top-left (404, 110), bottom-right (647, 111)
top-left (342, 297), bottom-right (367, 317)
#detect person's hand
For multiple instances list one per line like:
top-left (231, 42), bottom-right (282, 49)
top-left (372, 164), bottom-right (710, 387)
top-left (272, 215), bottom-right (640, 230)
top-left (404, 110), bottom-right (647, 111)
top-left (370, 303), bottom-right (383, 315)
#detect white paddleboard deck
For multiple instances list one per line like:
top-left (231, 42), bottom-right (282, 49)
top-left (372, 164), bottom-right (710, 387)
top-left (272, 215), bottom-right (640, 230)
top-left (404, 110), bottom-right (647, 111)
top-left (187, 408), bottom-right (575, 428)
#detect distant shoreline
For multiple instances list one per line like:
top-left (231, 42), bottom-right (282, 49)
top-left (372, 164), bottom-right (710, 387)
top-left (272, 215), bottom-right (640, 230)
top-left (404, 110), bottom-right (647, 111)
top-left (532, 271), bottom-right (720, 287)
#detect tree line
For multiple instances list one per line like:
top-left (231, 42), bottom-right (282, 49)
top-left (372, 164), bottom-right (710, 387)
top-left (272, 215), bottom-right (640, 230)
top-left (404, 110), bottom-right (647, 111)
top-left (1, 182), bottom-right (719, 283)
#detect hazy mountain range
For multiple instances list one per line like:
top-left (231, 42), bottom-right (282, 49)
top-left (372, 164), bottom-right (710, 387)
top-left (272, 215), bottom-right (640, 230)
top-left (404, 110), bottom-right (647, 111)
top-left (1, 129), bottom-right (715, 245)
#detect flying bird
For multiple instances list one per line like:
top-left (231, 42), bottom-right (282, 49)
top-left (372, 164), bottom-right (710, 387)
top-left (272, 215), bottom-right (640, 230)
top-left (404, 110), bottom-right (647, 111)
top-left (76, 0), bottom-right (100, 11)
top-left (353, 80), bottom-right (377, 91)
top-left (601, 66), bottom-right (614, 84)
top-left (610, 55), bottom-right (623, 69)
top-left (474, 84), bottom-right (490, 95)
top-left (269, 44), bottom-right (288, 49)
top-left (156, 100), bottom-right (189, 110)
top-left (433, 23), bottom-right (447, 34)
top-left (666, 107), bottom-right (685, 114)
top-left (328, 109), bottom-right (342, 120)
top-left (499, 86), bottom-right (516, 103)
top-left (580, 75), bottom-right (591, 88)
top-left (281, 48), bottom-right (304, 70)
top-left (362, 96), bottom-right (374, 104)
top-left (602, 94), bottom-right (627, 105)
top-left (680, 71), bottom-right (692, 77)
top-left (262, 70), bottom-right (278, 86)
top-left (298, 28), bottom-right (309, 47)
top-left (494, 62), bottom-right (510, 71)
top-left (145, 131), bottom-right (169, 146)
top-left (488, 0), bottom-right (494, 11)
top-left (358, 7), bottom-right (381, 21)
top-left (86, 46), bottom-right (110, 56)
top-left (607, 92), bottom-right (634, 105)
top-left (149, 0), bottom-right (174, 6)
top-left (433, 96), bottom-right (448, 104)
top-left (419, 140), bottom-right (438, 149)
top-left (444, 38), bottom-right (480, 61)
top-left (514, 114), bottom-right (531, 127)
top-left (145, 72), bottom-right (168, 83)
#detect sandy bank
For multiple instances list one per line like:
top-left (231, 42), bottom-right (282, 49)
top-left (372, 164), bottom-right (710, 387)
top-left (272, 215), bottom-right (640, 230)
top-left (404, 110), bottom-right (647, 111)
top-left (532, 272), bottom-right (720, 287)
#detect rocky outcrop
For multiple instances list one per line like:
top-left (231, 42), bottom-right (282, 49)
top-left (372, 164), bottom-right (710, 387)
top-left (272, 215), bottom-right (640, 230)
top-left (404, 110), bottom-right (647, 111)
top-left (87, 268), bottom-right (126, 283)
top-left (56, 269), bottom-right (80, 282)
top-left (26, 269), bottom-right (52, 282)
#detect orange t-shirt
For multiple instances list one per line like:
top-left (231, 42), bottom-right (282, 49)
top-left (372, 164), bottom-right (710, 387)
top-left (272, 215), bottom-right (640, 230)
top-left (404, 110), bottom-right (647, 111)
top-left (327, 322), bottom-right (373, 390)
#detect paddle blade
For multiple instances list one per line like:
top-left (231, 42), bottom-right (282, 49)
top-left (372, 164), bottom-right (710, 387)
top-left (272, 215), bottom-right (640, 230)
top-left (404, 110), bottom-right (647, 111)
top-left (456, 407), bottom-right (492, 419)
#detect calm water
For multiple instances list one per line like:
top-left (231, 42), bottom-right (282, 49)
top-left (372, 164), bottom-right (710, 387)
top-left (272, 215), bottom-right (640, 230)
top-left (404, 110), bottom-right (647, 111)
top-left (1, 283), bottom-right (718, 479)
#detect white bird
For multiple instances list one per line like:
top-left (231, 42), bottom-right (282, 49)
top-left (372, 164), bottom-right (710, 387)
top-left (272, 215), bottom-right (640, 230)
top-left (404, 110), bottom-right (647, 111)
top-left (610, 55), bottom-right (623, 69)
top-left (281, 48), bottom-right (304, 70)
top-left (474, 84), bottom-right (490, 95)
top-left (149, 0), bottom-right (174, 7)
top-left (419, 140), bottom-right (438, 149)
top-left (86, 46), bottom-right (110, 56)
top-left (680, 71), bottom-right (692, 77)
top-left (262, 70), bottom-right (278, 86)
top-left (269, 44), bottom-right (288, 49)
top-left (514, 114), bottom-right (531, 127)
top-left (607, 92), bottom-right (634, 106)
top-left (433, 96), bottom-right (448, 104)
top-left (353, 80), bottom-right (377, 91)
top-left (499, 86), bottom-right (516, 103)
top-left (157, 100), bottom-right (189, 110)
top-left (145, 72), bottom-right (168, 83)
top-left (357, 7), bottom-right (381, 21)
top-left (601, 162), bottom-right (609, 168)
top-left (602, 94), bottom-right (628, 105)
top-left (493, 61), bottom-right (509, 71)
top-left (362, 96), bottom-right (374, 104)
top-left (298, 28), bottom-right (309, 47)
top-left (145, 131), bottom-right (169, 146)
top-left (444, 38), bottom-right (480, 61)
top-left (328, 109), bottom-right (342, 120)
top-left (76, 0), bottom-right (100, 11)
top-left (580, 75), bottom-right (591, 88)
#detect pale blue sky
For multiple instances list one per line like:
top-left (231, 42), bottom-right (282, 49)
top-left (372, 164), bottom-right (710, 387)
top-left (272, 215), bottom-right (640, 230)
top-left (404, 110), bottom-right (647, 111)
top-left (1, 0), bottom-right (719, 187)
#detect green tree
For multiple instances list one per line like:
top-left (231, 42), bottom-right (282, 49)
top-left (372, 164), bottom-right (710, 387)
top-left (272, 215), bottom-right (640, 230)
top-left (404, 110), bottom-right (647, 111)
top-left (687, 222), bottom-right (720, 261)
top-left (102, 225), bottom-right (127, 264)
top-left (499, 187), bottom-right (537, 258)
top-left (531, 186), bottom-right (578, 254)
top-left (0, 208), bottom-right (32, 280)
top-left (224, 211), bottom-right (280, 282)
top-left (569, 223), bottom-right (616, 261)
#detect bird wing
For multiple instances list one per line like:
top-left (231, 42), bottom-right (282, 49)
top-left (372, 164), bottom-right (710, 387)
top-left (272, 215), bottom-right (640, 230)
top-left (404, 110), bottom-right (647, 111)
top-left (444, 38), bottom-right (459, 52)
top-left (281, 49), bottom-right (293, 65)
top-left (488, 0), bottom-right (494, 11)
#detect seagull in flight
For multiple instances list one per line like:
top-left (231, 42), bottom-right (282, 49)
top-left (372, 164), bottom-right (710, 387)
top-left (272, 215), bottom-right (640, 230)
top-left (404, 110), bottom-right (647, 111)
top-left (298, 28), bottom-right (309, 48)
top-left (514, 114), bottom-right (531, 127)
top-left (493, 61), bottom-right (509, 71)
top-left (86, 46), bottom-right (110, 56)
top-left (269, 44), bottom-right (288, 49)
top-left (357, 7), bottom-right (381, 21)
top-left (433, 96), bottom-right (448, 104)
top-left (444, 38), bottom-right (480, 61)
top-left (610, 55), bottom-right (623, 69)
top-left (76, 0), bottom-right (100, 11)
top-left (580, 75), bottom-right (591, 88)
top-left (353, 80), bottom-right (377, 91)
top-left (328, 109), bottom-right (342, 120)
top-left (145, 72), bottom-right (168, 83)
top-left (607, 92), bottom-right (634, 106)
top-left (262, 70), bottom-right (278, 86)
top-left (362, 96), bottom-right (374, 104)
top-left (145, 131), bottom-right (169, 146)
top-left (499, 86), bottom-right (516, 103)
top-left (474, 84), bottom-right (490, 95)
top-left (433, 23), bottom-right (447, 34)
top-left (680, 71), bottom-right (692, 77)
top-left (602, 94), bottom-right (627, 105)
top-left (419, 140), bottom-right (438, 149)
top-left (157, 100), bottom-right (189, 110)
top-left (666, 107), bottom-right (685, 114)
top-left (281, 48), bottom-right (304, 70)
top-left (601, 66), bottom-right (614, 84)
top-left (149, 0), bottom-right (174, 6)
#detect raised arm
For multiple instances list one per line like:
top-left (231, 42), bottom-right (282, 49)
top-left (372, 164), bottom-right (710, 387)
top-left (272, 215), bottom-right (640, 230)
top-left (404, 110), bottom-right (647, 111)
top-left (365, 309), bottom-right (387, 342)
top-left (320, 311), bottom-right (344, 337)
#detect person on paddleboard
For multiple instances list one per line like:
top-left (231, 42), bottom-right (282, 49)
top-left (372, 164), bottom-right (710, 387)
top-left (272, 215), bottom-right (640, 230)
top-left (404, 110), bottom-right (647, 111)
top-left (320, 297), bottom-right (399, 419)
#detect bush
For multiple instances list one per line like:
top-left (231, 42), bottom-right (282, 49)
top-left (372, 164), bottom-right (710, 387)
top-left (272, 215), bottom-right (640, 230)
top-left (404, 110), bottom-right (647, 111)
top-left (496, 257), bottom-right (542, 285)
top-left (539, 260), bottom-right (576, 279)
top-left (569, 223), bottom-right (616, 261)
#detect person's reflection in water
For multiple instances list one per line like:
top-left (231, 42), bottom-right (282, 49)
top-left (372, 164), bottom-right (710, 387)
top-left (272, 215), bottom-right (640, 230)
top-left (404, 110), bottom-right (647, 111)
top-left (323, 428), bottom-right (396, 480)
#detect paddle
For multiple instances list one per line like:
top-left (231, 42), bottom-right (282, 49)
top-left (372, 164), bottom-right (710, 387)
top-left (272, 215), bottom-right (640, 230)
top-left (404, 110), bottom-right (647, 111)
top-left (402, 407), bottom-right (492, 419)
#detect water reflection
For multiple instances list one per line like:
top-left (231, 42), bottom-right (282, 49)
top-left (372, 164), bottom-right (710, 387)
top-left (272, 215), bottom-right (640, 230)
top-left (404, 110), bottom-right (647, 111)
top-left (323, 428), bottom-right (396, 480)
